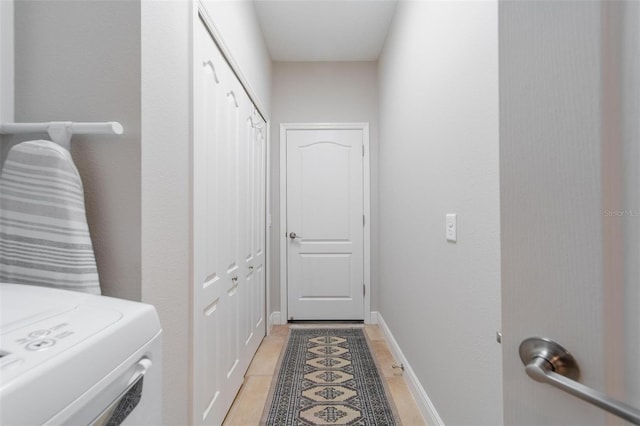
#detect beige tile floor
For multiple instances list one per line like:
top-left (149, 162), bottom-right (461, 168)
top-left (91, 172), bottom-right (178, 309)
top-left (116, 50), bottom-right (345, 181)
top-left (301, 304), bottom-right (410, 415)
top-left (222, 324), bottom-right (427, 425)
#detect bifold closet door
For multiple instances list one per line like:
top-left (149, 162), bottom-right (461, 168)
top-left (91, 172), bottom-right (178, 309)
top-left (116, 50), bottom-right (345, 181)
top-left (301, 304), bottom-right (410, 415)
top-left (192, 18), bottom-right (266, 426)
top-left (240, 106), bottom-right (266, 368)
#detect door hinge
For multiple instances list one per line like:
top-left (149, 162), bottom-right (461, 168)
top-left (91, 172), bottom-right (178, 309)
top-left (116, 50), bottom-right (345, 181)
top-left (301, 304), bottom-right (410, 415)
top-left (363, 283), bottom-right (366, 296)
top-left (362, 144), bottom-right (365, 157)
top-left (363, 214), bottom-right (365, 227)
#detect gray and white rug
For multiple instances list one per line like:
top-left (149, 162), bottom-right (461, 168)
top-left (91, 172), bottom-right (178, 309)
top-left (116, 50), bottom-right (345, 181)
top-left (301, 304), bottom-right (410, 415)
top-left (261, 328), bottom-right (399, 425)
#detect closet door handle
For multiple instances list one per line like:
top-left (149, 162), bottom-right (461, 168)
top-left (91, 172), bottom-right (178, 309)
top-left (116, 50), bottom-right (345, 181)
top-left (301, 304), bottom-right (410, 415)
top-left (519, 337), bottom-right (640, 425)
top-left (289, 232), bottom-right (301, 240)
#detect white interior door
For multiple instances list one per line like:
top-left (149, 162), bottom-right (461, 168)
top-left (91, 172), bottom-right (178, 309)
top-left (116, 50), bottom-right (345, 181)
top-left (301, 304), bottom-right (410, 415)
top-left (500, 2), bottom-right (640, 424)
top-left (193, 16), bottom-right (266, 426)
top-left (285, 126), bottom-right (365, 320)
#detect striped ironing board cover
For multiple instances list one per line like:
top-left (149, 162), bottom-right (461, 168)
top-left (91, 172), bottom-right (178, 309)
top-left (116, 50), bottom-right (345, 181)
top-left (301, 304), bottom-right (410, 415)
top-left (0, 140), bottom-right (101, 294)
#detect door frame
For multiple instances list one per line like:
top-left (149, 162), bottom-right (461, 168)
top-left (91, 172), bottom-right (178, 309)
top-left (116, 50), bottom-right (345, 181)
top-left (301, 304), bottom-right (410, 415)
top-left (279, 122), bottom-right (371, 324)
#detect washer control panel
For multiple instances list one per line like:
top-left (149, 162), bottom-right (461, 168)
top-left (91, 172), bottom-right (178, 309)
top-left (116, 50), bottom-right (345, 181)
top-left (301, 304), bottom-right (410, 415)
top-left (0, 305), bottom-right (122, 381)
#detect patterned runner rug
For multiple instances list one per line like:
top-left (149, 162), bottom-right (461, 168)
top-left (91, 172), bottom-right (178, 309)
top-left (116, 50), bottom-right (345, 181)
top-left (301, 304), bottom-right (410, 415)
top-left (261, 328), bottom-right (399, 425)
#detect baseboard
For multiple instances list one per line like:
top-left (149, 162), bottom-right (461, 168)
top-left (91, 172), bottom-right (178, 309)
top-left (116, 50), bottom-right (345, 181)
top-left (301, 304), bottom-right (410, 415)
top-left (268, 311), bottom-right (281, 334)
top-left (376, 312), bottom-right (445, 426)
top-left (369, 311), bottom-right (379, 324)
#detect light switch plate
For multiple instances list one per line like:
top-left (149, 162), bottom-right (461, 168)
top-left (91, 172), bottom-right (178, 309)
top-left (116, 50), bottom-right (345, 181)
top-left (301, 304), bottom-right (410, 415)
top-left (446, 214), bottom-right (457, 242)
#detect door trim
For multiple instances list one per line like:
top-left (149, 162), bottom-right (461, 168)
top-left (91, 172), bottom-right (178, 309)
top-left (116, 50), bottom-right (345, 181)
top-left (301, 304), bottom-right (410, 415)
top-left (279, 122), bottom-right (371, 324)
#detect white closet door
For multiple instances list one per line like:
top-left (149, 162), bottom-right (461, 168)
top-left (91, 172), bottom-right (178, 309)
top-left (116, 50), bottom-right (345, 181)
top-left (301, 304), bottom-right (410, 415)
top-left (193, 20), bottom-right (226, 425)
top-left (219, 64), bottom-right (244, 417)
top-left (239, 106), bottom-right (266, 369)
top-left (192, 18), bottom-right (266, 426)
top-left (252, 113), bottom-right (266, 340)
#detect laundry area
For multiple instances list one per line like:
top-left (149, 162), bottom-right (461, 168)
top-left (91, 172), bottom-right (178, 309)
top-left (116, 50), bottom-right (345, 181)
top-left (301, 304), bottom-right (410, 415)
top-left (1, 1), bottom-right (639, 425)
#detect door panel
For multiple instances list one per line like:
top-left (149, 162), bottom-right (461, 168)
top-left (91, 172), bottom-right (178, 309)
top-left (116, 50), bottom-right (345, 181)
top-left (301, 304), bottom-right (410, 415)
top-left (301, 254), bottom-right (351, 297)
top-left (300, 143), bottom-right (351, 239)
top-left (500, 1), bottom-right (639, 424)
top-left (286, 128), bottom-right (364, 320)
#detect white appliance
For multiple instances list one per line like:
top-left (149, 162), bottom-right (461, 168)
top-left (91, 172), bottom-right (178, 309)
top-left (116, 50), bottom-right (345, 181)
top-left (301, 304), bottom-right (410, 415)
top-left (0, 283), bottom-right (162, 425)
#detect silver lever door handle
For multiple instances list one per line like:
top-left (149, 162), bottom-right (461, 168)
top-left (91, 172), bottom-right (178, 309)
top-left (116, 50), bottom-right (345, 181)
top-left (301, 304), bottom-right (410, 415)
top-left (289, 232), bottom-right (301, 240)
top-left (520, 337), bottom-right (640, 425)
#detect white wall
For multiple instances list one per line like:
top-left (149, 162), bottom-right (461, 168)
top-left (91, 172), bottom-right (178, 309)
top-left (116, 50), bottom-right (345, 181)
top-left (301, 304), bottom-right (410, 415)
top-left (270, 61), bottom-right (379, 314)
top-left (141, 2), bottom-right (272, 424)
top-left (10, 0), bottom-right (142, 302)
top-left (140, 2), bottom-right (192, 424)
top-left (377, 2), bottom-right (502, 424)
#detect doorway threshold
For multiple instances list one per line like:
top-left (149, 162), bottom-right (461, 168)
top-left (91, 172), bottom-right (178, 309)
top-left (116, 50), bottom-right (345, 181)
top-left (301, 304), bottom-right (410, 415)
top-left (288, 320), bottom-right (364, 328)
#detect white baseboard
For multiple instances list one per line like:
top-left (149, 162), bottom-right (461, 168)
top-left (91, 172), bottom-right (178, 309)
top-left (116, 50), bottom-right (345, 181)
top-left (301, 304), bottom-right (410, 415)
top-left (268, 311), bottom-right (281, 333)
top-left (369, 311), bottom-right (379, 324)
top-left (376, 312), bottom-right (445, 426)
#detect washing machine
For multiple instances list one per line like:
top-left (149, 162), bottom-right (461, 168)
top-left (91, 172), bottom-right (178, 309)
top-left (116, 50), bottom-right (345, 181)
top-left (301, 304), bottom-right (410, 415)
top-left (0, 283), bottom-right (162, 425)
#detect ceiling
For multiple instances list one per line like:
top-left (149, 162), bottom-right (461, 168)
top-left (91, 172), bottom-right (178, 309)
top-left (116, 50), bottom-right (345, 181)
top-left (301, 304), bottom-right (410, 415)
top-left (254, 0), bottom-right (398, 62)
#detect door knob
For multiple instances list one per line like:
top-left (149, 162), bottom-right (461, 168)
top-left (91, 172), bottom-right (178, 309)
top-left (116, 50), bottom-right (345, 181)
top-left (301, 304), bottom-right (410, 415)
top-left (519, 337), bottom-right (640, 424)
top-left (289, 232), bottom-right (301, 240)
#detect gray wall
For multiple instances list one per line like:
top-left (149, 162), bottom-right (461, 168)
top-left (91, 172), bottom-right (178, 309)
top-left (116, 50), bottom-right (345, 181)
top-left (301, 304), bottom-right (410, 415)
top-left (378, 1), bottom-right (503, 424)
top-left (269, 61), bottom-right (379, 315)
top-left (0, 0), bottom-right (13, 128)
top-left (11, 0), bottom-right (141, 301)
